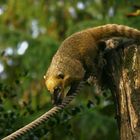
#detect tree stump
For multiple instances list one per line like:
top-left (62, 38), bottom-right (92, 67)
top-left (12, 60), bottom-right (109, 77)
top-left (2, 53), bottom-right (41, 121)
top-left (102, 38), bottom-right (140, 140)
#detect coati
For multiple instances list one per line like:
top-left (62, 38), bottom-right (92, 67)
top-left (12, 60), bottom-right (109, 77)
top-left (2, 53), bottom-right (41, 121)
top-left (44, 24), bottom-right (140, 105)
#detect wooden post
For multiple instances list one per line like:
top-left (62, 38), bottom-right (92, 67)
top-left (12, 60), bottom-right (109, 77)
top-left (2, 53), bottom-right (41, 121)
top-left (101, 38), bottom-right (140, 140)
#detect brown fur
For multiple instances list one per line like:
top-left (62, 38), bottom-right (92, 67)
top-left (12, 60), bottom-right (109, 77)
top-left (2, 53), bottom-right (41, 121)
top-left (44, 24), bottom-right (140, 103)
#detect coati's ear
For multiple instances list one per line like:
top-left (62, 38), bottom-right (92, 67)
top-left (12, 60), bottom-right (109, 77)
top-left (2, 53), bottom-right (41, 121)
top-left (44, 75), bottom-right (47, 80)
top-left (97, 40), bottom-right (107, 51)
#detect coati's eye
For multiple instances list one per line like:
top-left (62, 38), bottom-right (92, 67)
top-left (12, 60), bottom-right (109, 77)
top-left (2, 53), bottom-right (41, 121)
top-left (57, 72), bottom-right (64, 79)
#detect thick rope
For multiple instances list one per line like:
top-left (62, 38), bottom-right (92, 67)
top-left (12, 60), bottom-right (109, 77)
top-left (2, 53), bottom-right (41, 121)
top-left (2, 81), bottom-right (85, 140)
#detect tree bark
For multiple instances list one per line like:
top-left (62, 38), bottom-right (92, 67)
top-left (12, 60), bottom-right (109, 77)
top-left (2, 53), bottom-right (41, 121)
top-left (102, 38), bottom-right (140, 140)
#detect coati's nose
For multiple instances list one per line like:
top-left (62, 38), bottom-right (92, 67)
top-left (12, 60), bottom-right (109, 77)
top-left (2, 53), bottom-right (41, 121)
top-left (51, 86), bottom-right (62, 105)
top-left (54, 86), bottom-right (61, 94)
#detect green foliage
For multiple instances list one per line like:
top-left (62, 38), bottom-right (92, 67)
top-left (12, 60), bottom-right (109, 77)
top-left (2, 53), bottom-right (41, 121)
top-left (0, 0), bottom-right (140, 139)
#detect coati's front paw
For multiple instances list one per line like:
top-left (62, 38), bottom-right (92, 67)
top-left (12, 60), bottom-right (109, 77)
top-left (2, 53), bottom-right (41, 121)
top-left (87, 76), bottom-right (97, 85)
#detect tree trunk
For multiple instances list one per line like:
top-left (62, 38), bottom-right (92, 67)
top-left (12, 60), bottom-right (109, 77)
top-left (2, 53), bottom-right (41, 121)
top-left (102, 38), bottom-right (140, 140)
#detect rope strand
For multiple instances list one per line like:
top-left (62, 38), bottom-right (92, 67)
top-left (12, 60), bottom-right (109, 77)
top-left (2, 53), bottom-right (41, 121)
top-left (2, 81), bottom-right (85, 140)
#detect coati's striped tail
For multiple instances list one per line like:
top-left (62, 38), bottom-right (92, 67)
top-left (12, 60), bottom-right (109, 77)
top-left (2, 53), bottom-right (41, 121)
top-left (89, 24), bottom-right (140, 40)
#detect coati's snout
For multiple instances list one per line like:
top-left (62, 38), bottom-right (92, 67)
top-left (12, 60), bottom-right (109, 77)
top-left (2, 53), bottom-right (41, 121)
top-left (44, 73), bottom-right (71, 105)
top-left (44, 57), bottom-right (85, 105)
top-left (51, 85), bottom-right (63, 105)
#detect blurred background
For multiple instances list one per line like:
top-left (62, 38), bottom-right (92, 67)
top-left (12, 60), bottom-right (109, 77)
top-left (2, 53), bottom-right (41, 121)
top-left (0, 0), bottom-right (140, 140)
